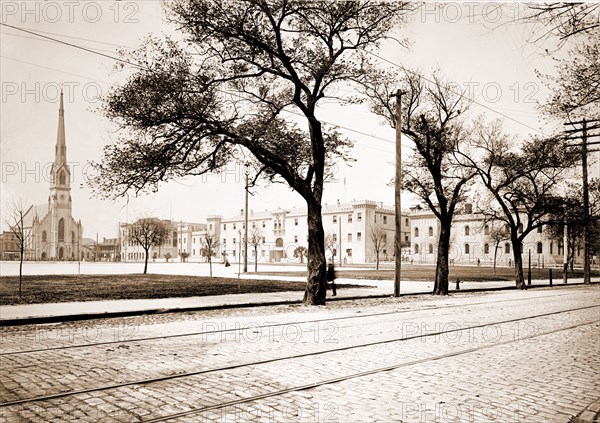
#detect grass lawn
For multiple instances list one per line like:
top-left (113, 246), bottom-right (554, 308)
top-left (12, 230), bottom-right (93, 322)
top-left (257, 265), bottom-right (599, 282)
top-left (0, 274), bottom-right (366, 306)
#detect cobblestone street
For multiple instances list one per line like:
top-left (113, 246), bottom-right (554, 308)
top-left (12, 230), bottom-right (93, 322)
top-left (1, 285), bottom-right (599, 422)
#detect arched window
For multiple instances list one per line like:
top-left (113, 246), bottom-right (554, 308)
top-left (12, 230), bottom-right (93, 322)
top-left (59, 171), bottom-right (66, 185)
top-left (414, 244), bottom-right (419, 254)
top-left (518, 223), bottom-right (523, 234)
top-left (465, 243), bottom-right (470, 254)
top-left (484, 225), bottom-right (490, 235)
top-left (484, 243), bottom-right (489, 254)
top-left (42, 231), bottom-right (47, 242)
top-left (505, 243), bottom-right (510, 254)
top-left (428, 244), bottom-right (433, 254)
top-left (537, 242), bottom-right (543, 254)
top-left (71, 231), bottom-right (76, 244)
top-left (465, 226), bottom-right (470, 236)
top-left (414, 227), bottom-right (419, 237)
top-left (58, 218), bottom-right (65, 242)
top-left (428, 226), bottom-right (433, 236)
top-left (275, 238), bottom-right (284, 247)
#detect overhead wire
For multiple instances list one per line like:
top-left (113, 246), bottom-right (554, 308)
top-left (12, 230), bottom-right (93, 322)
top-left (1, 23), bottom-right (406, 152)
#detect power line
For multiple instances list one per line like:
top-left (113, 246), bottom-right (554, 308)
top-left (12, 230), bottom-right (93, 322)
top-left (2, 23), bottom-right (412, 151)
top-left (0, 22), bottom-right (146, 70)
top-left (0, 31), bottom-right (123, 55)
top-left (367, 51), bottom-right (546, 136)
top-left (1, 55), bottom-right (112, 85)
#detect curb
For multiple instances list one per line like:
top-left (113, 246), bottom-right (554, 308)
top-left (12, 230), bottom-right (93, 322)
top-left (0, 282), bottom-right (596, 327)
top-left (570, 399), bottom-right (600, 423)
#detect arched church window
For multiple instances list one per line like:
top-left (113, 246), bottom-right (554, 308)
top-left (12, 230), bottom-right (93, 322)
top-left (59, 171), bottom-right (66, 185)
top-left (72, 231), bottom-right (76, 244)
top-left (42, 231), bottom-right (47, 242)
top-left (58, 218), bottom-right (65, 242)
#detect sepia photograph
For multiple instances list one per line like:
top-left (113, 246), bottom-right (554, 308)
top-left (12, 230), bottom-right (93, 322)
top-left (1, 1), bottom-right (599, 422)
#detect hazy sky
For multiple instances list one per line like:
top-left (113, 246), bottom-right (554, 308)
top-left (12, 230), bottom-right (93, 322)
top-left (0, 2), bottom-right (593, 239)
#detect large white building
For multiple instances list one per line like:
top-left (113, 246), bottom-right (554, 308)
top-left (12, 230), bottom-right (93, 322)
top-left (408, 205), bottom-right (587, 268)
top-left (204, 200), bottom-right (411, 265)
top-left (119, 220), bottom-right (206, 262)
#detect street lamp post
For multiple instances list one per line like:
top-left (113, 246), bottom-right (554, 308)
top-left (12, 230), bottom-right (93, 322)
top-left (238, 229), bottom-right (242, 278)
top-left (244, 163), bottom-right (249, 273)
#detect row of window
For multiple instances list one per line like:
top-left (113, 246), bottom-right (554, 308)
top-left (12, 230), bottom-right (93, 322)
top-left (40, 223), bottom-right (77, 244)
top-left (414, 224), bottom-right (543, 238)
top-left (332, 213), bottom-right (363, 224)
top-left (414, 241), bottom-right (557, 255)
top-left (221, 213), bottom-right (407, 231)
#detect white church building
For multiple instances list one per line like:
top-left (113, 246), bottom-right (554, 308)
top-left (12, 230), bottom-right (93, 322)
top-left (24, 92), bottom-right (83, 260)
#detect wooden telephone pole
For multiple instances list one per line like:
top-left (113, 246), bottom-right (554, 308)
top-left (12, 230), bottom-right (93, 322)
top-left (243, 164), bottom-right (249, 273)
top-left (564, 118), bottom-right (600, 284)
top-left (392, 90), bottom-right (404, 297)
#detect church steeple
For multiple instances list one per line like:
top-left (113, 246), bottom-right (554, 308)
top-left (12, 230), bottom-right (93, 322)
top-left (55, 90), bottom-right (67, 167)
top-left (50, 90), bottom-right (71, 196)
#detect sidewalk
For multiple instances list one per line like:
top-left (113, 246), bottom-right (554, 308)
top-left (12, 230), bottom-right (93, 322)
top-left (1, 277), bottom-right (594, 326)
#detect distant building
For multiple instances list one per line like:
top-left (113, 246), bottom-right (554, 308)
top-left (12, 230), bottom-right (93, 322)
top-left (217, 200), bottom-right (411, 265)
top-left (21, 92), bottom-right (83, 260)
top-left (119, 220), bottom-right (206, 262)
top-left (408, 204), bottom-right (586, 267)
top-left (97, 237), bottom-right (121, 262)
top-left (0, 231), bottom-right (20, 261)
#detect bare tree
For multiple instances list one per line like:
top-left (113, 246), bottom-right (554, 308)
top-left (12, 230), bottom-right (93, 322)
top-left (248, 227), bottom-right (262, 272)
top-left (369, 227), bottom-right (388, 270)
top-left (128, 218), bottom-right (169, 274)
top-left (360, 68), bottom-right (475, 295)
top-left (4, 199), bottom-right (32, 297)
top-left (202, 233), bottom-right (220, 277)
top-left (537, 38), bottom-right (600, 120)
top-left (485, 224), bottom-right (510, 276)
top-left (91, 1), bottom-right (413, 305)
top-left (324, 233), bottom-right (338, 263)
top-left (522, 3), bottom-right (600, 47)
top-left (460, 120), bottom-right (575, 288)
top-left (546, 180), bottom-right (600, 272)
top-left (294, 245), bottom-right (308, 264)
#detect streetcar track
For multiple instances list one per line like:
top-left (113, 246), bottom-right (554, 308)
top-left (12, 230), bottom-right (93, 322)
top-left (143, 318), bottom-right (600, 423)
top-left (2, 303), bottom-right (597, 408)
top-left (0, 291), bottom-right (580, 356)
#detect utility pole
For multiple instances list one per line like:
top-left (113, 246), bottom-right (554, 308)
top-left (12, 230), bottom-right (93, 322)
top-left (243, 164), bottom-right (249, 273)
top-left (392, 89), bottom-right (404, 297)
top-left (564, 118), bottom-right (600, 284)
top-left (338, 216), bottom-right (342, 267)
top-left (563, 224), bottom-right (568, 284)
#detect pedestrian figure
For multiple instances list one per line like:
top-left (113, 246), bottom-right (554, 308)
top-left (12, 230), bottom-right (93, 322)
top-left (327, 262), bottom-right (337, 296)
top-left (477, 258), bottom-right (480, 266)
top-left (224, 259), bottom-right (231, 267)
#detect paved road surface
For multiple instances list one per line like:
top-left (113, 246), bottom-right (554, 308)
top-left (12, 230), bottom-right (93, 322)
top-left (1, 286), bottom-right (598, 422)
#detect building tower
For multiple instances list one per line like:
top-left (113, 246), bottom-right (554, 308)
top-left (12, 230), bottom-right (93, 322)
top-left (32, 91), bottom-right (83, 260)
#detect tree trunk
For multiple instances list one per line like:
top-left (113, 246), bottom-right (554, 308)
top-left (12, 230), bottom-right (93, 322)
top-left (304, 199), bottom-right (327, 305)
top-left (19, 247), bottom-right (23, 298)
top-left (376, 253), bottom-right (380, 271)
top-left (512, 236), bottom-right (525, 289)
top-left (254, 248), bottom-right (258, 272)
top-left (208, 255), bottom-right (212, 277)
top-left (143, 249), bottom-right (149, 274)
top-left (433, 222), bottom-right (451, 295)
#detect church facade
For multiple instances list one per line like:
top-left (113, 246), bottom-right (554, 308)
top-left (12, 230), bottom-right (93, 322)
top-left (25, 92), bottom-right (83, 260)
